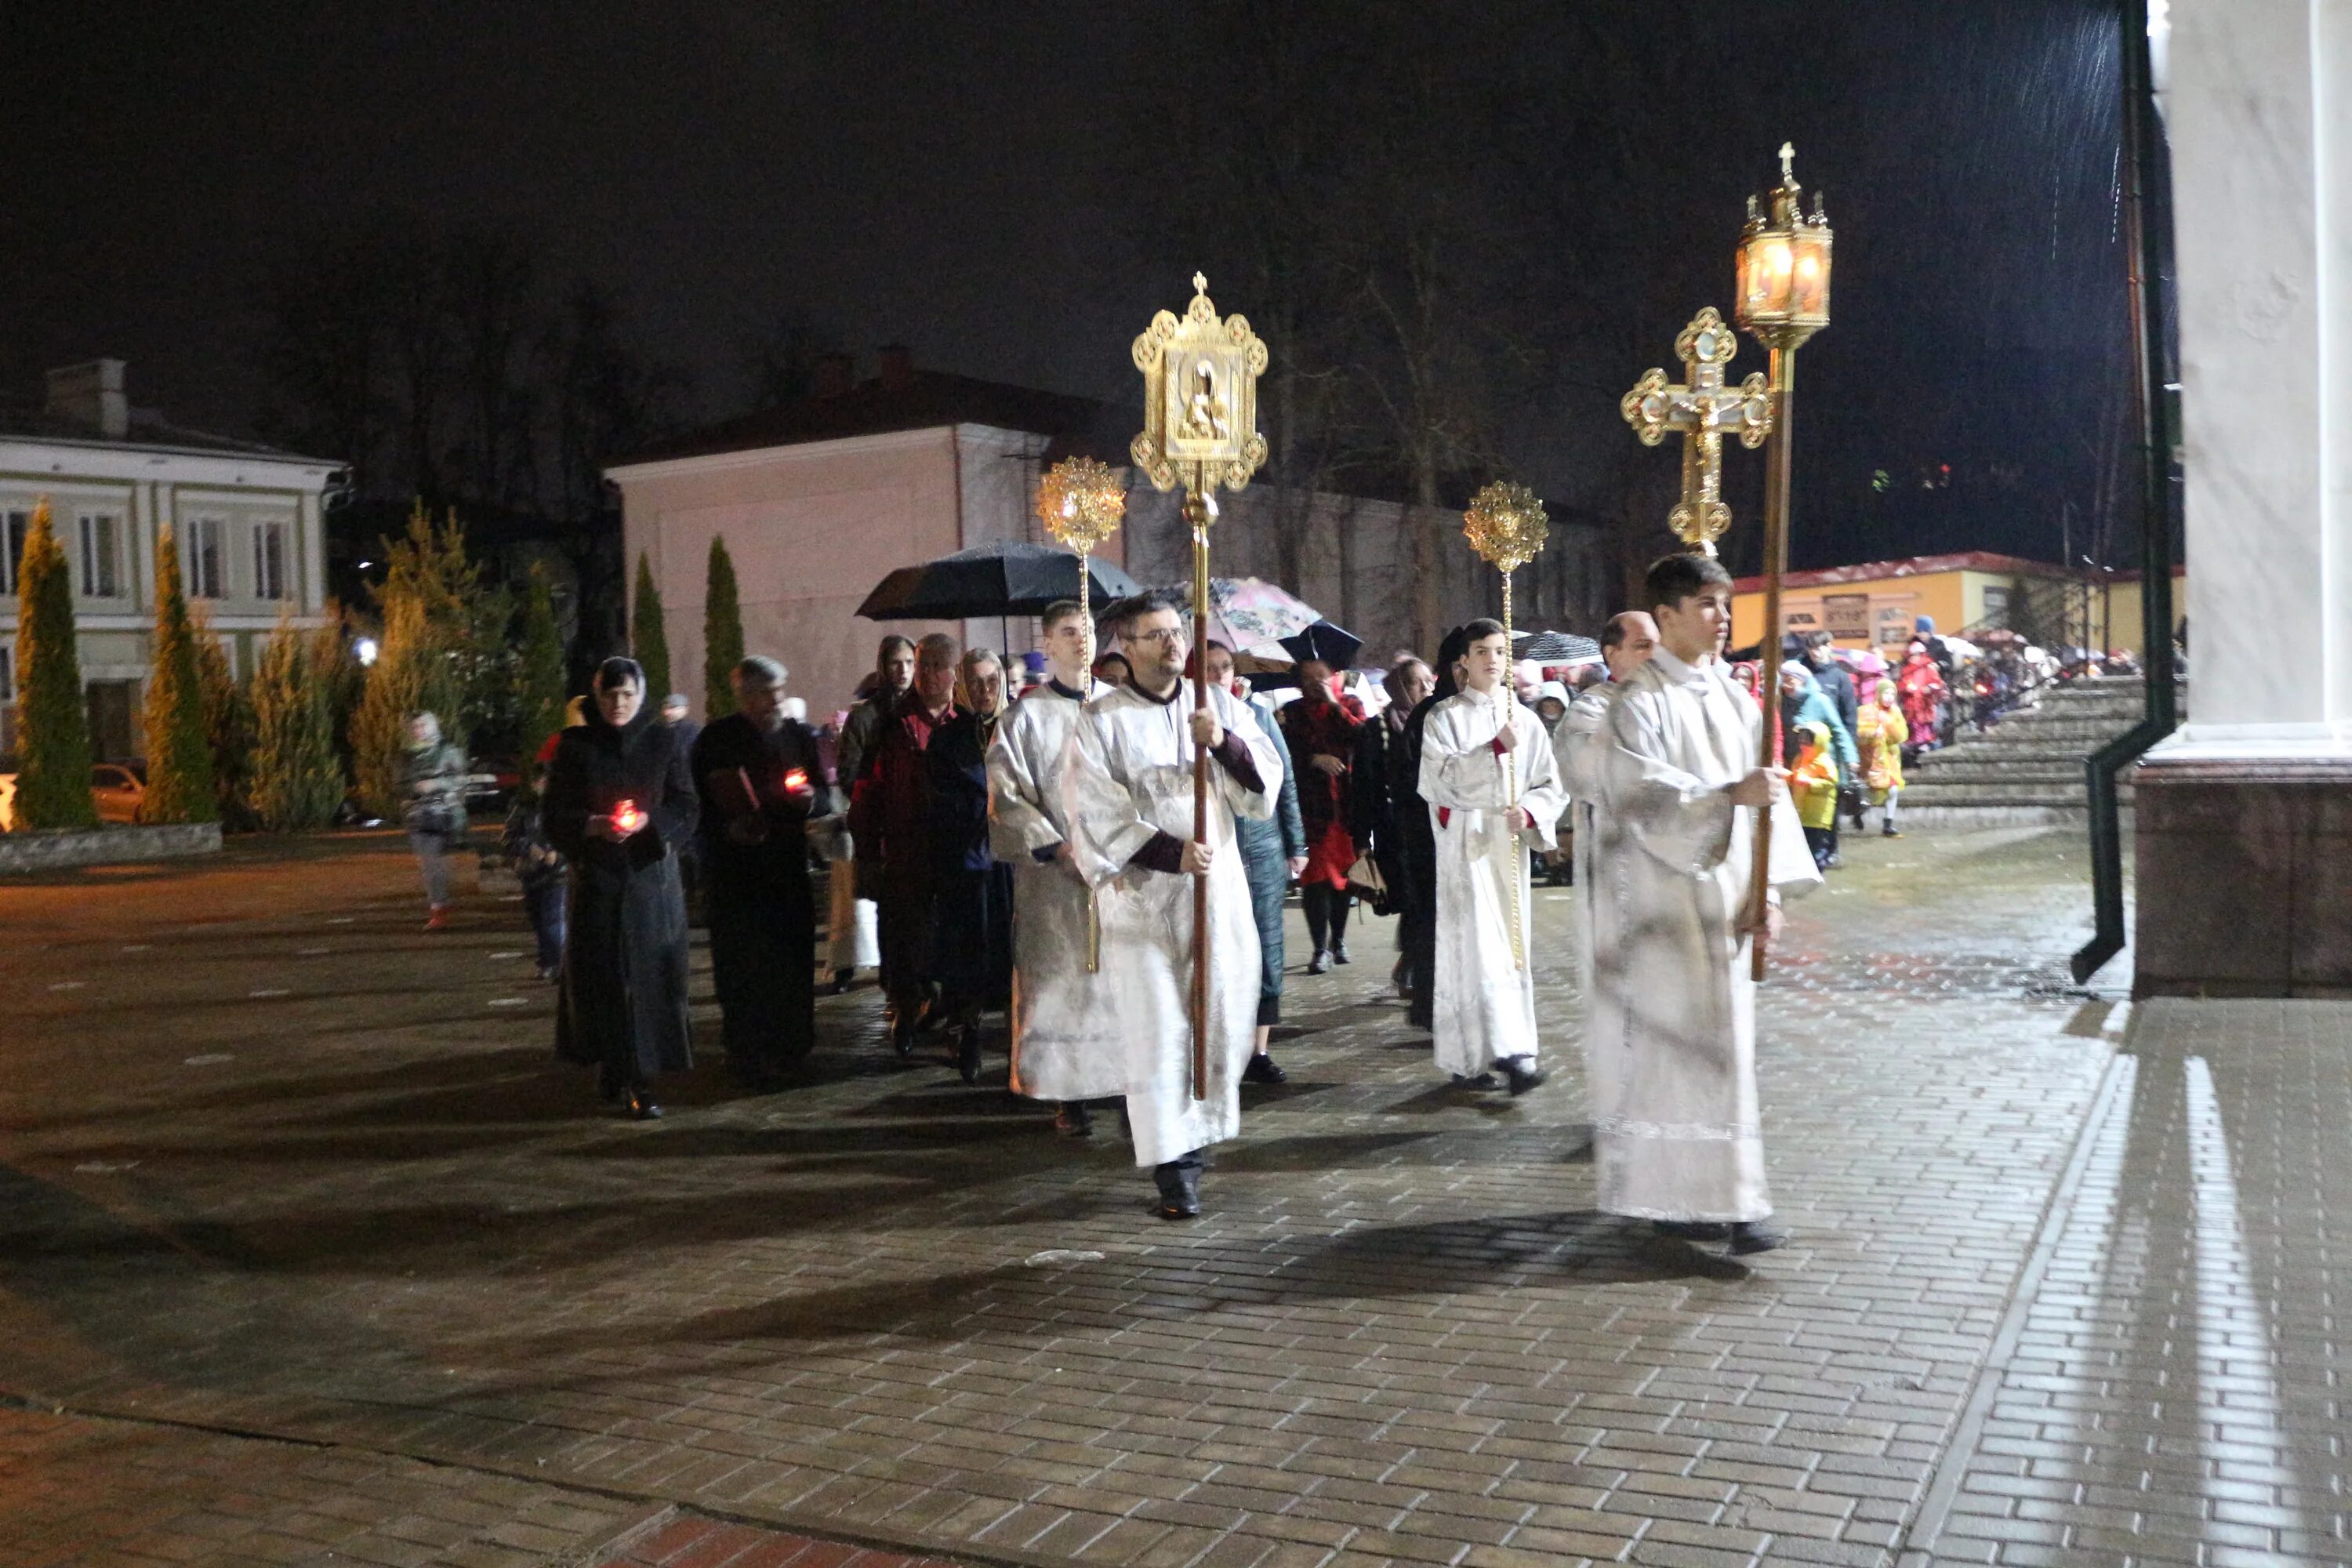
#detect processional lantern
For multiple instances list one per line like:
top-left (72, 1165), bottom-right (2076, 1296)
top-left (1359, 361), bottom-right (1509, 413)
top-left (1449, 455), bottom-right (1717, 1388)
top-left (1620, 308), bottom-right (1773, 556)
top-left (1461, 481), bottom-right (1549, 973)
top-left (1035, 455), bottom-right (1127, 975)
top-left (1131, 273), bottom-right (1269, 1099)
top-left (1734, 142), bottom-right (1833, 979)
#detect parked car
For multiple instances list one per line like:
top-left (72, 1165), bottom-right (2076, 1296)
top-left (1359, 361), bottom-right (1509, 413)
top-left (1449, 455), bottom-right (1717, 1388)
top-left (0, 756), bottom-right (151, 829)
top-left (91, 760), bottom-right (148, 823)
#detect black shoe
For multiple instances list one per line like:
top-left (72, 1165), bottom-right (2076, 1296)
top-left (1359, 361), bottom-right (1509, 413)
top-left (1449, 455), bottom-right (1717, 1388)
top-left (891, 1007), bottom-right (918, 1058)
top-left (1054, 1102), bottom-right (1094, 1138)
top-left (1503, 1058), bottom-right (1548, 1096)
top-left (1729, 1221), bottom-right (1786, 1254)
top-left (830, 967), bottom-right (854, 996)
top-left (1306, 949), bottom-right (1330, 975)
top-left (1330, 940), bottom-right (1350, 965)
top-left (1450, 1072), bottom-right (1498, 1090)
top-left (1882, 826), bottom-right (1902, 838)
top-left (1650, 1219), bottom-right (1732, 1241)
top-left (1153, 1160), bottom-right (1201, 1220)
top-left (1242, 1053), bottom-right (1287, 1085)
top-left (955, 1025), bottom-right (983, 1085)
top-left (625, 1089), bottom-right (662, 1121)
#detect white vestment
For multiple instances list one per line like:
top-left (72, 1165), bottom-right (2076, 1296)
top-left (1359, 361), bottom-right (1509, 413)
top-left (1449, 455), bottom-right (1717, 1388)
top-left (1556, 684), bottom-right (1619, 1002)
top-left (985, 678), bottom-right (1125, 1102)
top-left (1590, 648), bottom-right (1820, 1222)
top-left (1069, 681), bottom-right (1281, 1168)
top-left (1419, 691), bottom-right (1568, 1076)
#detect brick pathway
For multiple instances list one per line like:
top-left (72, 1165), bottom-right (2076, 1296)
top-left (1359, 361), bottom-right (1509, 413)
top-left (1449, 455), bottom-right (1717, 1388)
top-left (0, 828), bottom-right (2342, 1566)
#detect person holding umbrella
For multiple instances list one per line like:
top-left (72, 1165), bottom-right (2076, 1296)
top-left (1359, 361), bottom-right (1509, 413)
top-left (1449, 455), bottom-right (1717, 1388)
top-left (1279, 657), bottom-right (1366, 973)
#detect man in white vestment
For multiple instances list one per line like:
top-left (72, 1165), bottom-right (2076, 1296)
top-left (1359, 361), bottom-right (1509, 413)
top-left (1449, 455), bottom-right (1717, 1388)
top-left (986, 599), bottom-right (1125, 1136)
top-left (1069, 589), bottom-right (1282, 1220)
top-left (1418, 618), bottom-right (1567, 1096)
top-left (1556, 612), bottom-right (1658, 999)
top-left (1591, 554), bottom-right (1820, 1254)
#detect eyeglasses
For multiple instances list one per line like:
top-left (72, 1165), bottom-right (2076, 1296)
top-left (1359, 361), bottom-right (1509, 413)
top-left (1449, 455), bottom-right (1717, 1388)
top-left (1126, 628), bottom-right (1185, 648)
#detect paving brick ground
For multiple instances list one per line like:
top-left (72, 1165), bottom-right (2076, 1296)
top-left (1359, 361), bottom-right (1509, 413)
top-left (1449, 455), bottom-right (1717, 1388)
top-left (0, 826), bottom-right (2342, 1566)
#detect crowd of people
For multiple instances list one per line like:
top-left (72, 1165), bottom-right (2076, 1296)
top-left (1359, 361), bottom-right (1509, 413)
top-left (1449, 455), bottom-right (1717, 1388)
top-left (397, 552), bottom-right (1834, 1250)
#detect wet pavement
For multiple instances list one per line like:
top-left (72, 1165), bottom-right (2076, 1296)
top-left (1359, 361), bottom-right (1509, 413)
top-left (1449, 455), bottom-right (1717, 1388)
top-left (0, 827), bottom-right (2341, 1566)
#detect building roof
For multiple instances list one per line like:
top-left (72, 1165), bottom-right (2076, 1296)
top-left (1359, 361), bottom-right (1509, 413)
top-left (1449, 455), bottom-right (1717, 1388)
top-left (1731, 550), bottom-right (2077, 593)
top-left (0, 398), bottom-right (339, 466)
top-left (613, 368), bottom-right (1124, 468)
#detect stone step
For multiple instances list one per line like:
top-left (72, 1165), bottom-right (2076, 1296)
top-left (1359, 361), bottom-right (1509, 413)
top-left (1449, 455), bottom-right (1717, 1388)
top-left (1900, 782), bottom-right (2129, 808)
top-left (1905, 762), bottom-right (2107, 786)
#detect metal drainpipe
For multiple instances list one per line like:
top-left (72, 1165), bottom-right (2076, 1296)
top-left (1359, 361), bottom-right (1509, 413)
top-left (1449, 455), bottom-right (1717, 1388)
top-left (2072, 0), bottom-right (2183, 985)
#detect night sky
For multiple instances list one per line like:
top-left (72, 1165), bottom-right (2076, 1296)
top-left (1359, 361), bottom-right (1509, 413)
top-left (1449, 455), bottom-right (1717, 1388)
top-left (1, 2), bottom-right (2135, 576)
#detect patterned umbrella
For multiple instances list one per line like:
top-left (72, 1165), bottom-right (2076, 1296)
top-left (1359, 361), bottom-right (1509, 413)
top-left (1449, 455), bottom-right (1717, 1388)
top-left (1514, 630), bottom-right (1602, 663)
top-left (1200, 576), bottom-right (1323, 655)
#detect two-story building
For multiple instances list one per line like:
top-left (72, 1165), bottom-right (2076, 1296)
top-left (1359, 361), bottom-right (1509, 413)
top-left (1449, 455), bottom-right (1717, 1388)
top-left (1, 361), bottom-right (343, 758)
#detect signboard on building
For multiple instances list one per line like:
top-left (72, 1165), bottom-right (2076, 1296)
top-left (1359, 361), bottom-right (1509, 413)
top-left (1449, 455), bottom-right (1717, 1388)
top-left (1823, 593), bottom-right (1870, 640)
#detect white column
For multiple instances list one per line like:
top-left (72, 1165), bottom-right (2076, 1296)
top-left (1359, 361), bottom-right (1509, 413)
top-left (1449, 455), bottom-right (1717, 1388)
top-left (2151, 0), bottom-right (2352, 760)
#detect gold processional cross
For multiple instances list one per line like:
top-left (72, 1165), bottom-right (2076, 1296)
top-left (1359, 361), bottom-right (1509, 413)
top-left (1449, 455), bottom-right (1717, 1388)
top-left (1620, 307), bottom-right (1773, 556)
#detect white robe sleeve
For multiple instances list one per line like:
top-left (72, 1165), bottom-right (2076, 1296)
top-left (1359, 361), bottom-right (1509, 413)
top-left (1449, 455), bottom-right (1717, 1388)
top-left (1420, 697), bottom-right (1514, 810)
top-left (985, 709), bottom-right (1062, 862)
top-left (1599, 687), bottom-right (1738, 876)
top-left (1214, 684), bottom-right (1280, 825)
top-left (1512, 706), bottom-right (1567, 851)
top-left (1065, 706), bottom-right (1160, 886)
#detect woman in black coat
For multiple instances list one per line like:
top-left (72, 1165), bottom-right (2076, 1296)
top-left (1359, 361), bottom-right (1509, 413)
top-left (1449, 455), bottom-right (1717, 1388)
top-left (545, 657), bottom-right (700, 1119)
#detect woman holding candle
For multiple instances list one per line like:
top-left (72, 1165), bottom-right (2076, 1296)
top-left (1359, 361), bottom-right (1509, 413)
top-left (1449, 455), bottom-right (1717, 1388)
top-left (545, 655), bottom-right (700, 1120)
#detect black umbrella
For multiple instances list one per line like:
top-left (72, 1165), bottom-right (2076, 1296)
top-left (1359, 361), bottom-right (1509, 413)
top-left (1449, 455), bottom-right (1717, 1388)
top-left (856, 541), bottom-right (1142, 621)
top-left (1276, 620), bottom-right (1363, 669)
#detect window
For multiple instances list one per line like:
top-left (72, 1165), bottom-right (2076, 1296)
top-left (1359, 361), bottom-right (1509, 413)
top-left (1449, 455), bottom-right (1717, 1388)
top-left (1, 510), bottom-right (26, 594)
top-left (185, 517), bottom-right (226, 599)
top-left (252, 519), bottom-right (290, 601)
top-left (78, 513), bottom-right (122, 598)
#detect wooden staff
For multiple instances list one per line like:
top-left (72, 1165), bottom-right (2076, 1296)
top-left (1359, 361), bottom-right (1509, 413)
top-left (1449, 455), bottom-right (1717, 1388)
top-left (1747, 347), bottom-right (1795, 979)
top-left (1185, 477), bottom-right (1212, 1100)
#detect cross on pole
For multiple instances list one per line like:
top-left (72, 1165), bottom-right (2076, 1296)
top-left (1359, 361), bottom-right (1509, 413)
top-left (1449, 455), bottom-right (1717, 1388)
top-left (1620, 307), bottom-right (1773, 556)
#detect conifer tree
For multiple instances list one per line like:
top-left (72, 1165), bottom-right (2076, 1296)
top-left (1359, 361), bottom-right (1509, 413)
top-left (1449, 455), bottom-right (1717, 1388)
top-left (351, 503), bottom-right (476, 816)
top-left (702, 535), bottom-right (745, 719)
top-left (191, 608), bottom-right (256, 828)
top-left (516, 564), bottom-right (567, 776)
top-left (249, 615), bottom-right (345, 831)
top-left (141, 526), bottom-right (219, 824)
top-left (10, 499), bottom-right (99, 829)
top-left (631, 550), bottom-right (670, 701)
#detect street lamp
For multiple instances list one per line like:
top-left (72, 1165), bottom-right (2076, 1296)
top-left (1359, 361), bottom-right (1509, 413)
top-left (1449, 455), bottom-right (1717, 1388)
top-left (1735, 142), bottom-right (1833, 977)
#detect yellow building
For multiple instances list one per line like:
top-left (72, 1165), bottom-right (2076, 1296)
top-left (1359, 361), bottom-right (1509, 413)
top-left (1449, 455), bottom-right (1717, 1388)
top-left (1731, 552), bottom-right (2184, 657)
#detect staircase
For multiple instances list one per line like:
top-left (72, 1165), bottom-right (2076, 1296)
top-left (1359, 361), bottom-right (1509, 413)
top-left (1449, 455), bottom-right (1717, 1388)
top-left (1898, 677), bottom-right (2173, 827)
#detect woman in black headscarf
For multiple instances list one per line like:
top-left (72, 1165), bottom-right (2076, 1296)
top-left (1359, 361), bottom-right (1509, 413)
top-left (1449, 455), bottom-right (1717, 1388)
top-left (1398, 627), bottom-right (1470, 1033)
top-left (545, 656), bottom-right (700, 1119)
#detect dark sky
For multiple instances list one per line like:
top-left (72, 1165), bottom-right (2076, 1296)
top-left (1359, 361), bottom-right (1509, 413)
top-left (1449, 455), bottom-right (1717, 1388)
top-left (0, 2), bottom-right (2134, 574)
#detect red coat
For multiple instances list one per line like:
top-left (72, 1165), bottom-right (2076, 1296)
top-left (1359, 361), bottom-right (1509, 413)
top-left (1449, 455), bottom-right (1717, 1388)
top-left (1279, 691), bottom-right (1366, 889)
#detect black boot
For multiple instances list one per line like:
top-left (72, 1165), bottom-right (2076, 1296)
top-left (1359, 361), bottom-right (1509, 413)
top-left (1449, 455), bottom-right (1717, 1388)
top-left (1153, 1158), bottom-right (1202, 1220)
top-left (1242, 1052), bottom-right (1287, 1085)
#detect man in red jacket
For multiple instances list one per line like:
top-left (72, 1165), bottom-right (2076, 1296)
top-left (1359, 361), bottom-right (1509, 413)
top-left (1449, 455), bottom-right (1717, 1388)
top-left (849, 631), bottom-right (964, 1053)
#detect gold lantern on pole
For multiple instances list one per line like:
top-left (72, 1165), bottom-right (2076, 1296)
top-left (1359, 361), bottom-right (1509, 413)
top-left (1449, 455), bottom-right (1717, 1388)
top-left (1461, 481), bottom-right (1549, 971)
top-left (1734, 143), bottom-right (1832, 978)
top-left (1035, 456), bottom-right (1127, 973)
top-left (1131, 274), bottom-right (1269, 1099)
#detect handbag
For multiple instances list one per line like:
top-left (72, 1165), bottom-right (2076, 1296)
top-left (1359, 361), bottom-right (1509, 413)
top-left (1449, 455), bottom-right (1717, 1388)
top-left (1345, 849), bottom-right (1387, 903)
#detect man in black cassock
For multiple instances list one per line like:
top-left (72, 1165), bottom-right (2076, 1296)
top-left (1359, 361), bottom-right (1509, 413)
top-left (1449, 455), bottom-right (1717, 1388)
top-left (691, 655), bottom-right (829, 1088)
top-left (923, 647), bottom-right (1016, 1084)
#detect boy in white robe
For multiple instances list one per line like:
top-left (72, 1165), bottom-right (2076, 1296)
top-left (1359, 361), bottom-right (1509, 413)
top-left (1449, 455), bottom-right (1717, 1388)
top-left (1592, 554), bottom-right (1820, 1254)
top-left (1418, 618), bottom-right (1567, 1095)
top-left (1556, 612), bottom-right (1658, 1001)
top-left (987, 599), bottom-right (1124, 1134)
top-left (1068, 590), bottom-right (1282, 1220)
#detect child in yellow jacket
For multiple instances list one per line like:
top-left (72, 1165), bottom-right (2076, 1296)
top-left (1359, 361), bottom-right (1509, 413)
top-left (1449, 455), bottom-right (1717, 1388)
top-left (1788, 720), bottom-right (1841, 870)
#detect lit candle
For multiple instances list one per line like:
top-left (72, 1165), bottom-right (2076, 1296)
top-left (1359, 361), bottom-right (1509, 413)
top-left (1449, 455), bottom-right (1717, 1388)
top-left (611, 799), bottom-right (647, 834)
top-left (782, 768), bottom-right (811, 795)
